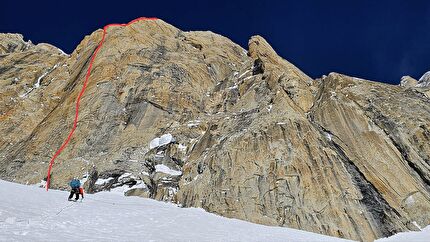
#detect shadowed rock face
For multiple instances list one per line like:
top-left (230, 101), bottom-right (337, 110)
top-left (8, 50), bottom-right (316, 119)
top-left (0, 20), bottom-right (429, 241)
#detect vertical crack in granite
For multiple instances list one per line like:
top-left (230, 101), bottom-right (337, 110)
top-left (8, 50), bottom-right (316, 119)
top-left (330, 140), bottom-right (404, 237)
top-left (360, 102), bottom-right (430, 191)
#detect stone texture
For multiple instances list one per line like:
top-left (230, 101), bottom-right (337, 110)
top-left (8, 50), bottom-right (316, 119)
top-left (400, 76), bottom-right (418, 88)
top-left (418, 71), bottom-right (430, 87)
top-left (1, 19), bottom-right (429, 241)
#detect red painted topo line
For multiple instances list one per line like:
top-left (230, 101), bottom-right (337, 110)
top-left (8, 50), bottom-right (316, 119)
top-left (46, 17), bottom-right (158, 191)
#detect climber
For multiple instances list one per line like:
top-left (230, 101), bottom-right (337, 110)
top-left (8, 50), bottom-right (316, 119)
top-left (68, 178), bottom-right (84, 201)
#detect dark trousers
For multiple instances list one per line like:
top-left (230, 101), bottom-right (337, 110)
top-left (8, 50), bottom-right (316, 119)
top-left (68, 188), bottom-right (80, 200)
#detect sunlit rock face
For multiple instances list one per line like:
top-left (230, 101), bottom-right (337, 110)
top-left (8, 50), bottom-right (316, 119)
top-left (1, 20), bottom-right (429, 241)
top-left (417, 71), bottom-right (430, 88)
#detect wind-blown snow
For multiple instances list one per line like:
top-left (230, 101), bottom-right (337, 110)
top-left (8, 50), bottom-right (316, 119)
top-left (0, 180), bottom-right (353, 242)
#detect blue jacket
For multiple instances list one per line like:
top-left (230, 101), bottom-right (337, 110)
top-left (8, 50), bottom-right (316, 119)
top-left (70, 179), bottom-right (81, 189)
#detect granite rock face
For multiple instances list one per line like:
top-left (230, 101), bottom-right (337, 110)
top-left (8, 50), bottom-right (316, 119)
top-left (0, 20), bottom-right (429, 241)
top-left (400, 76), bottom-right (418, 88)
top-left (418, 71), bottom-right (430, 88)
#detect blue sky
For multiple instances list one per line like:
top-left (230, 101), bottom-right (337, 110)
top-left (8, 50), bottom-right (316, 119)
top-left (1, 0), bottom-right (429, 84)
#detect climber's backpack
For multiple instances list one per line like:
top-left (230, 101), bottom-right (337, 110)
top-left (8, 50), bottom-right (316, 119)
top-left (70, 179), bottom-right (80, 189)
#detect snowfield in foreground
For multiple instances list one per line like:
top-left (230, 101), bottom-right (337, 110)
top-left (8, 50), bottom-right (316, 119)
top-left (0, 180), bottom-right (428, 242)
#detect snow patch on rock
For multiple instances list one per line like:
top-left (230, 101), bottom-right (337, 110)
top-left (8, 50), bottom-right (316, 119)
top-left (238, 69), bottom-right (251, 79)
top-left (187, 120), bottom-right (201, 128)
top-left (178, 144), bottom-right (187, 152)
top-left (149, 133), bottom-right (175, 149)
top-left (34, 63), bottom-right (58, 88)
top-left (412, 221), bottom-right (422, 230)
top-left (95, 177), bottom-right (114, 185)
top-left (155, 164), bottom-right (182, 176)
top-left (405, 195), bottom-right (415, 205)
top-left (325, 132), bottom-right (333, 141)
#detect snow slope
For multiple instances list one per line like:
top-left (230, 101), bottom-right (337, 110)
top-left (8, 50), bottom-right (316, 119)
top-left (376, 226), bottom-right (430, 242)
top-left (0, 180), bottom-right (349, 242)
top-left (0, 180), bottom-right (428, 242)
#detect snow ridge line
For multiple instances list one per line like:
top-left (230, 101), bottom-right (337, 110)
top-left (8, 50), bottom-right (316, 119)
top-left (46, 17), bottom-right (159, 190)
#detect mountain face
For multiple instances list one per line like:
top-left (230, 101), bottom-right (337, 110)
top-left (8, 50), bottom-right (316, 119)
top-left (0, 20), bottom-right (429, 241)
top-left (418, 71), bottom-right (430, 88)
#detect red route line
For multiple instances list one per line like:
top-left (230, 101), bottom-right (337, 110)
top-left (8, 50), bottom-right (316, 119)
top-left (46, 17), bottom-right (158, 191)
